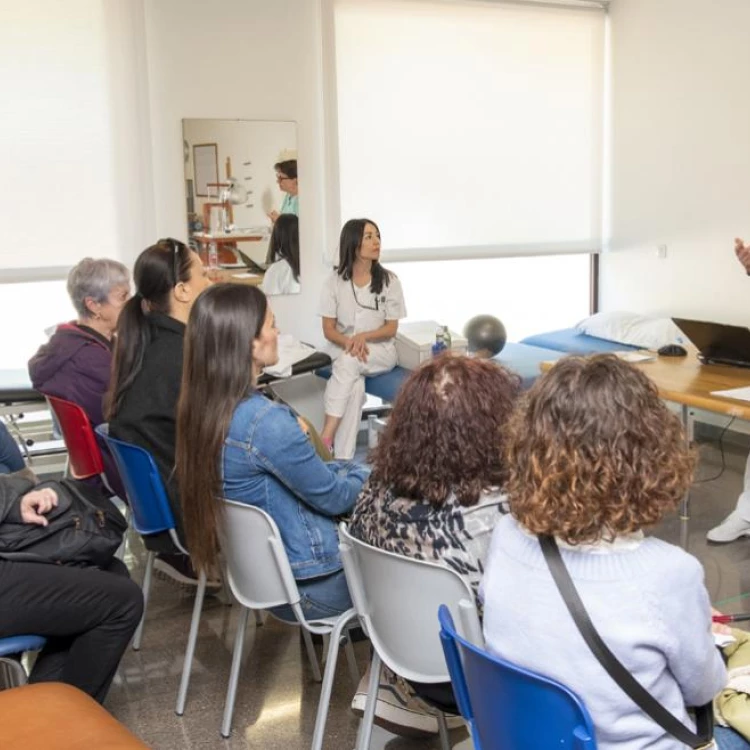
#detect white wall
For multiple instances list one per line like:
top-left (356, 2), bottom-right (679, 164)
top-left (601, 0), bottom-right (750, 324)
top-left (143, 0), bottom-right (328, 345)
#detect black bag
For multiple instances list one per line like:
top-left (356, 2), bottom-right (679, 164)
top-left (539, 534), bottom-right (715, 750)
top-left (0, 479), bottom-right (128, 568)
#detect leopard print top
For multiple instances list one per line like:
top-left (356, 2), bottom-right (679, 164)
top-left (348, 477), bottom-right (507, 596)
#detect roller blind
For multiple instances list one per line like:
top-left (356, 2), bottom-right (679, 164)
top-left (0, 0), bottom-right (143, 277)
top-left (332, 0), bottom-right (607, 260)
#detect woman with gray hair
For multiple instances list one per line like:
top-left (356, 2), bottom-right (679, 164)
top-left (29, 257), bottom-right (130, 426)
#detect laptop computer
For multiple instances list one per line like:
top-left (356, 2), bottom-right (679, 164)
top-left (235, 248), bottom-right (267, 275)
top-left (673, 318), bottom-right (750, 368)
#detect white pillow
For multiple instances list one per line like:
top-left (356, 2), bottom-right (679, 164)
top-left (575, 311), bottom-right (683, 350)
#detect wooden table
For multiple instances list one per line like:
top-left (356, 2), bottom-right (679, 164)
top-left (209, 268), bottom-right (264, 287)
top-left (542, 350), bottom-right (750, 547)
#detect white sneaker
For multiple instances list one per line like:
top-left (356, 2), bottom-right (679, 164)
top-left (351, 664), bottom-right (464, 738)
top-left (707, 510), bottom-right (750, 543)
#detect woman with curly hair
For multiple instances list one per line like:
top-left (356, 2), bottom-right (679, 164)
top-left (481, 354), bottom-right (747, 750)
top-left (348, 353), bottom-right (521, 737)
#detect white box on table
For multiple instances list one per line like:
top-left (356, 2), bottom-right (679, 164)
top-left (395, 320), bottom-right (468, 370)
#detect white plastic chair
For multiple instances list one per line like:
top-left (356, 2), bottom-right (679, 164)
top-left (338, 522), bottom-right (481, 750)
top-left (219, 499), bottom-right (359, 746)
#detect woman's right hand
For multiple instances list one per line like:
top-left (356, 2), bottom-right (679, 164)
top-left (735, 238), bottom-right (750, 273)
top-left (20, 487), bottom-right (58, 527)
top-left (711, 607), bottom-right (732, 636)
top-left (345, 334), bottom-right (369, 362)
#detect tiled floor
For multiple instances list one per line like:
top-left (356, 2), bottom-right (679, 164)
top-left (105, 437), bottom-right (750, 750)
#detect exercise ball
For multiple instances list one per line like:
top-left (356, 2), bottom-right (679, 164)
top-left (464, 315), bottom-right (507, 358)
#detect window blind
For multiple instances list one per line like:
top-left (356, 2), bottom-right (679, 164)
top-left (332, 0), bottom-right (607, 260)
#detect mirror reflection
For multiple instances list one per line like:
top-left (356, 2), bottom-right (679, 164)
top-left (182, 118), bottom-right (300, 295)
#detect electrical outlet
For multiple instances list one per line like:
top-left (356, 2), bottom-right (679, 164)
top-left (656, 244), bottom-right (668, 259)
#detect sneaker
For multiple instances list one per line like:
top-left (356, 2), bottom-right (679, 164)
top-left (351, 664), bottom-right (463, 738)
top-left (153, 553), bottom-right (222, 589)
top-left (707, 510), bottom-right (750, 543)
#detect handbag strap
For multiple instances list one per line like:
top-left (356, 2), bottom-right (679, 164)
top-left (538, 534), bottom-right (713, 749)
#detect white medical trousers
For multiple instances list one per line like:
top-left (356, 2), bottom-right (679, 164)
top-left (324, 342), bottom-right (397, 459)
top-left (736, 451), bottom-right (750, 521)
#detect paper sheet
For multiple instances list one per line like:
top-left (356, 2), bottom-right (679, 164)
top-left (710, 386), bottom-right (750, 402)
top-left (263, 335), bottom-right (316, 378)
top-left (232, 272), bottom-right (260, 279)
top-left (615, 351), bottom-right (656, 363)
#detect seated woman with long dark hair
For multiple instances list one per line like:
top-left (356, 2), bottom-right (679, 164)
top-left (176, 284), bottom-right (368, 620)
top-left (107, 238), bottom-right (211, 585)
top-left (261, 213), bottom-right (300, 296)
top-left (348, 353), bottom-right (521, 737)
top-left (481, 354), bottom-right (748, 750)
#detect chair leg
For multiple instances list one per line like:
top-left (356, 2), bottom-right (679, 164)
top-left (175, 569), bottom-right (207, 716)
top-left (301, 627), bottom-right (322, 682)
top-left (355, 651), bottom-right (382, 750)
top-left (254, 610), bottom-right (265, 626)
top-left (133, 550), bottom-right (155, 651)
top-left (220, 605), bottom-right (250, 738)
top-left (310, 613), bottom-right (356, 750)
top-left (343, 634), bottom-right (359, 686)
top-left (437, 711), bottom-right (451, 750)
top-left (0, 657), bottom-right (28, 689)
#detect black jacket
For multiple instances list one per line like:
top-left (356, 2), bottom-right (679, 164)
top-left (110, 313), bottom-right (186, 548)
top-left (0, 475), bottom-right (35, 526)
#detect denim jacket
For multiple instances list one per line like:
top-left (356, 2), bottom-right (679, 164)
top-left (222, 392), bottom-right (369, 580)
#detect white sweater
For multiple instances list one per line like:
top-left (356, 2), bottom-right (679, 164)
top-left (480, 515), bottom-right (726, 750)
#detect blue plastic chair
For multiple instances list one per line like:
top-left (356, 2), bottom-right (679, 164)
top-left (96, 427), bottom-right (206, 716)
top-left (0, 635), bottom-right (46, 688)
top-left (438, 606), bottom-right (597, 750)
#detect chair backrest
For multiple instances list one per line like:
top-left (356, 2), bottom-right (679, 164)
top-left (338, 522), bottom-right (476, 684)
top-left (438, 605), bottom-right (597, 750)
top-left (45, 395), bottom-right (104, 478)
top-left (96, 428), bottom-right (177, 540)
top-left (219, 499), bottom-right (301, 612)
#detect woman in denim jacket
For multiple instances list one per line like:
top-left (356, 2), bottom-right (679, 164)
top-left (176, 283), bottom-right (368, 620)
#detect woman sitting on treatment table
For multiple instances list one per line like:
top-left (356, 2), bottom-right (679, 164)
top-left (319, 219), bottom-right (406, 459)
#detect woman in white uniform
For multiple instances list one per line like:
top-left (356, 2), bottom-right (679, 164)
top-left (319, 219), bottom-right (406, 459)
top-left (261, 214), bottom-right (300, 296)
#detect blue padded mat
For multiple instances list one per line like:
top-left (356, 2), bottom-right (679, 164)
top-left (520, 328), bottom-right (641, 354)
top-left (315, 341), bottom-right (563, 403)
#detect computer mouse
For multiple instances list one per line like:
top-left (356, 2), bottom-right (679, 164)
top-left (658, 344), bottom-right (688, 357)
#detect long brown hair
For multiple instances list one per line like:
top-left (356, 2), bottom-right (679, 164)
top-left (506, 354), bottom-right (696, 545)
top-left (106, 239), bottom-right (193, 420)
top-left (176, 283), bottom-right (268, 572)
top-left (370, 353), bottom-right (521, 506)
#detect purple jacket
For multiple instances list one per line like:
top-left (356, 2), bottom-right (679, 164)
top-left (28, 323), bottom-right (112, 426)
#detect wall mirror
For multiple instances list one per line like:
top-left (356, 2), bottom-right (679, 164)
top-left (182, 118), bottom-right (300, 296)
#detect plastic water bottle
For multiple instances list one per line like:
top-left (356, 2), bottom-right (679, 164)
top-left (432, 327), bottom-right (447, 357)
top-left (208, 241), bottom-right (219, 271)
top-left (442, 325), bottom-right (452, 351)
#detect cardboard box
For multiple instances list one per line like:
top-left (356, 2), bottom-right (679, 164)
top-left (395, 320), bottom-right (468, 370)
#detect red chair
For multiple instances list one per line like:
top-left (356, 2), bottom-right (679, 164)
top-left (44, 395), bottom-right (104, 479)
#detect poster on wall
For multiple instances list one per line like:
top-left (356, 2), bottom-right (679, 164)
top-left (193, 143), bottom-right (218, 197)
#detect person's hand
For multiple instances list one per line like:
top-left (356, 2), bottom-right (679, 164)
top-left (711, 607), bottom-right (732, 636)
top-left (19, 487), bottom-right (58, 527)
top-left (735, 238), bottom-right (750, 274)
top-left (345, 333), bottom-right (369, 362)
top-left (267, 210), bottom-right (280, 224)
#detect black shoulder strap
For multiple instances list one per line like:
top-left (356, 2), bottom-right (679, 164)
top-left (538, 534), bottom-right (713, 749)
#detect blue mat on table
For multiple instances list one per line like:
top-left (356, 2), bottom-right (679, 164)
top-left (520, 327), bottom-right (641, 355)
top-left (315, 342), bottom-right (564, 403)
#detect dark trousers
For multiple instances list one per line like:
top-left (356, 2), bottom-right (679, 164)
top-left (0, 558), bottom-right (143, 704)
